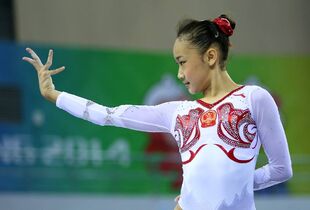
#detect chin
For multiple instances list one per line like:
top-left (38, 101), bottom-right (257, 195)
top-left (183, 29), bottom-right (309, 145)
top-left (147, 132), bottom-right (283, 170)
top-left (188, 88), bottom-right (198, 95)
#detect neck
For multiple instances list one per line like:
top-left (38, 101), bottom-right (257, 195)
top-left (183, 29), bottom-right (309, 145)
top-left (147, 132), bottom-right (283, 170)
top-left (202, 68), bottom-right (239, 98)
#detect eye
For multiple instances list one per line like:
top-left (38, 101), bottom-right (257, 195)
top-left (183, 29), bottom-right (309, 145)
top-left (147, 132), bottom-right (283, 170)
top-left (179, 61), bottom-right (186, 66)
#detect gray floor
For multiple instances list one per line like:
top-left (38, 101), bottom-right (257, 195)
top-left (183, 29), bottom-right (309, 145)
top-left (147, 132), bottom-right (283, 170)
top-left (0, 193), bottom-right (309, 210)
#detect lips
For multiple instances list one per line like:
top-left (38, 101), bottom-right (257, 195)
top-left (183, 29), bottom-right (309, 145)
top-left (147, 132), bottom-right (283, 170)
top-left (184, 82), bottom-right (190, 86)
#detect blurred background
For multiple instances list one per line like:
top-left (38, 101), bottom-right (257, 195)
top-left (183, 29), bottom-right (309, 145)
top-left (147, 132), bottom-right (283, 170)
top-left (0, 0), bottom-right (309, 209)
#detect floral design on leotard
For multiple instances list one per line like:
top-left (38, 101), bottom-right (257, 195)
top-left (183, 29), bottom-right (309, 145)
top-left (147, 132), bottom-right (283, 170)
top-left (174, 107), bottom-right (204, 153)
top-left (217, 102), bottom-right (257, 148)
top-left (174, 103), bottom-right (257, 165)
top-left (83, 100), bottom-right (95, 120)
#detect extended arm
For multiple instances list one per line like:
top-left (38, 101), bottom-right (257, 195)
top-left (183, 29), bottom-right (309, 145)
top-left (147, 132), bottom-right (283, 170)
top-left (56, 92), bottom-right (180, 133)
top-left (251, 87), bottom-right (293, 190)
top-left (23, 48), bottom-right (180, 133)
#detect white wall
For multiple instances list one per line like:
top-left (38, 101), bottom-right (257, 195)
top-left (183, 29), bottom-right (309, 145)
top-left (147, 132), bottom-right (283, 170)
top-left (14, 0), bottom-right (310, 54)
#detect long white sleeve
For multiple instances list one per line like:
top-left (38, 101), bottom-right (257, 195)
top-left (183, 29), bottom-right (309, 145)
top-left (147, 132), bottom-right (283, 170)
top-left (250, 87), bottom-right (293, 190)
top-left (56, 92), bottom-right (181, 133)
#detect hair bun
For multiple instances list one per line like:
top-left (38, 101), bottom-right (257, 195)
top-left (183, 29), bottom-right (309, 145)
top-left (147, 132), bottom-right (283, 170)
top-left (213, 14), bottom-right (236, 36)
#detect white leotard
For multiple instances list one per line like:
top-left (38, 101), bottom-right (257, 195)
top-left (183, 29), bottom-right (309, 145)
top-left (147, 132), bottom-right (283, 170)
top-left (56, 85), bottom-right (292, 210)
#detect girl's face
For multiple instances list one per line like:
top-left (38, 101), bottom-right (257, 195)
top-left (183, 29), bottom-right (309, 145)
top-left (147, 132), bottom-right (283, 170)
top-left (173, 38), bottom-right (210, 94)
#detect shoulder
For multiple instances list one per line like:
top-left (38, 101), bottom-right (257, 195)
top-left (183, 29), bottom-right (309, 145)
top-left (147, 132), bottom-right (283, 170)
top-left (171, 100), bottom-right (197, 110)
top-left (239, 85), bottom-right (276, 118)
top-left (241, 85), bottom-right (273, 102)
top-left (156, 100), bottom-right (196, 114)
top-left (226, 85), bottom-right (270, 107)
top-left (244, 85), bottom-right (279, 119)
top-left (241, 85), bottom-right (266, 94)
top-left (163, 100), bottom-right (201, 116)
top-left (158, 100), bottom-right (191, 107)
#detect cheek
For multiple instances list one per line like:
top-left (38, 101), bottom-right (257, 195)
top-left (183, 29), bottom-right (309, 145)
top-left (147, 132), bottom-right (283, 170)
top-left (185, 64), bottom-right (202, 80)
top-left (183, 58), bottom-right (205, 79)
top-left (184, 65), bottom-right (195, 78)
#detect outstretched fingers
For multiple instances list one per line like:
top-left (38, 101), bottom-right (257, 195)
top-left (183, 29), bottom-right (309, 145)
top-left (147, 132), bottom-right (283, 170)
top-left (22, 57), bottom-right (35, 65)
top-left (25, 48), bottom-right (43, 66)
top-left (50, 66), bottom-right (65, 75)
top-left (23, 48), bottom-right (65, 77)
top-left (45, 49), bottom-right (53, 69)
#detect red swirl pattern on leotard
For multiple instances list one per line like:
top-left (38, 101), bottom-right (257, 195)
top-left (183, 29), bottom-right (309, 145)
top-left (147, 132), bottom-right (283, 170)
top-left (174, 108), bottom-right (204, 153)
top-left (214, 144), bottom-right (254, 163)
top-left (217, 103), bottom-right (257, 148)
top-left (182, 144), bottom-right (207, 164)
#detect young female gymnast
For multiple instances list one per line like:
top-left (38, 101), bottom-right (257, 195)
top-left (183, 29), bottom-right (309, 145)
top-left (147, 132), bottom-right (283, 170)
top-left (23, 14), bottom-right (292, 210)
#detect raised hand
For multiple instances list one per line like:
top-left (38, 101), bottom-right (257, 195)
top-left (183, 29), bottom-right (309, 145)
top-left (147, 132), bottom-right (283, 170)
top-left (23, 48), bottom-right (65, 103)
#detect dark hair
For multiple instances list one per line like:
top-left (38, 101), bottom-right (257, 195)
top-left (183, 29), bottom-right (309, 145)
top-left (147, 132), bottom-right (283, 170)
top-left (176, 14), bottom-right (236, 69)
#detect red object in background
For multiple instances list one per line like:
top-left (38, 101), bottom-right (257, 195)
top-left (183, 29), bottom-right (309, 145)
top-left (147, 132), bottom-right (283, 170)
top-left (145, 132), bottom-right (183, 190)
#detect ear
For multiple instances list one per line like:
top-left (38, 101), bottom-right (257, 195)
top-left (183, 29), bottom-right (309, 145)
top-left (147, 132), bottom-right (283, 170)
top-left (203, 47), bottom-right (218, 66)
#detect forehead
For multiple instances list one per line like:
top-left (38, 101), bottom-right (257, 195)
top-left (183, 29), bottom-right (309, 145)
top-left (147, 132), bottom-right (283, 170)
top-left (173, 38), bottom-right (198, 58)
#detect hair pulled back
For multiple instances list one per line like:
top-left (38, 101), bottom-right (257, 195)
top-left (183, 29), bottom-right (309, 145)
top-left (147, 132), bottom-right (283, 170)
top-left (176, 14), bottom-right (236, 69)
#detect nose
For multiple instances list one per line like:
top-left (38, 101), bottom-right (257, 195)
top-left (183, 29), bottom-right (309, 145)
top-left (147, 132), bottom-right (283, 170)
top-left (177, 68), bottom-right (184, 81)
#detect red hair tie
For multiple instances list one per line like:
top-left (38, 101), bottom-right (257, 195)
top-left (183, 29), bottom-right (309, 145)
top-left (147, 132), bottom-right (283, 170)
top-left (213, 17), bottom-right (234, 36)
